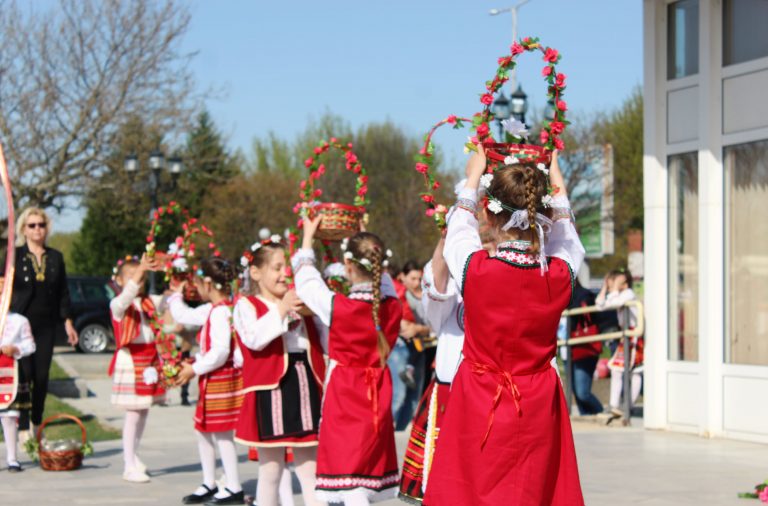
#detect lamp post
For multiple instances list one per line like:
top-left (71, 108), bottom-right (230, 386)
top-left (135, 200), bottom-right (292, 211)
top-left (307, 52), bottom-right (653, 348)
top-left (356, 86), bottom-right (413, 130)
top-left (491, 91), bottom-right (512, 140)
top-left (489, 0), bottom-right (531, 92)
top-left (124, 150), bottom-right (183, 294)
top-left (510, 84), bottom-right (529, 125)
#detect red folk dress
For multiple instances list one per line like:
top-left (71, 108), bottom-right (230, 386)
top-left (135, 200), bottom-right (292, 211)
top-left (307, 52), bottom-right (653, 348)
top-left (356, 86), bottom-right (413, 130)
top-left (292, 248), bottom-right (403, 502)
top-left (424, 189), bottom-right (586, 506)
top-left (194, 301), bottom-right (243, 433)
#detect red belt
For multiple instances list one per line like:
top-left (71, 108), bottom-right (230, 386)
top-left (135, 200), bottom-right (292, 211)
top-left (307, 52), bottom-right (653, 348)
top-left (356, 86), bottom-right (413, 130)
top-left (467, 360), bottom-right (552, 449)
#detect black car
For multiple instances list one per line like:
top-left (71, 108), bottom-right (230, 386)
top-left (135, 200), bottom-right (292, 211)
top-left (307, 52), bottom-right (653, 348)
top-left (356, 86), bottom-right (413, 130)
top-left (66, 276), bottom-right (116, 353)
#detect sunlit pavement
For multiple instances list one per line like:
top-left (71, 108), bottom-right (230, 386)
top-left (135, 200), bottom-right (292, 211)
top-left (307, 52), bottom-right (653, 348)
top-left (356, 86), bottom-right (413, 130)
top-left (6, 349), bottom-right (763, 505)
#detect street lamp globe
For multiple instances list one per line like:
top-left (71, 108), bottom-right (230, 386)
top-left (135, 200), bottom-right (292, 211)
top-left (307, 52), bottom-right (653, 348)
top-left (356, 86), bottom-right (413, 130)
top-left (168, 157), bottom-right (184, 176)
top-left (149, 150), bottom-right (165, 171)
top-left (124, 154), bottom-right (139, 173)
top-left (511, 84), bottom-right (528, 118)
top-left (491, 92), bottom-right (512, 121)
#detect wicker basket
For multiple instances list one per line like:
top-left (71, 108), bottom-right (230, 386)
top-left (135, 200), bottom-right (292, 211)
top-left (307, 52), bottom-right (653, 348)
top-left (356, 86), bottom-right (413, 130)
top-left (36, 413), bottom-right (87, 471)
top-left (312, 202), bottom-right (363, 241)
top-left (485, 142), bottom-right (551, 166)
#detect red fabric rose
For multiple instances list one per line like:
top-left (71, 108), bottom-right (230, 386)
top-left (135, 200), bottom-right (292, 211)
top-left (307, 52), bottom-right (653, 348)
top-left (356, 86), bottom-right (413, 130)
top-left (432, 181), bottom-right (441, 190)
top-left (357, 187), bottom-right (368, 196)
top-left (313, 189), bottom-right (322, 198)
top-left (542, 66), bottom-right (553, 77)
top-left (557, 100), bottom-right (567, 111)
top-left (317, 164), bottom-right (326, 175)
top-left (304, 157), bottom-right (314, 168)
top-left (415, 162), bottom-right (429, 174)
top-left (447, 115), bottom-right (457, 124)
top-left (511, 42), bottom-right (524, 55)
top-left (550, 121), bottom-right (565, 134)
top-left (313, 147), bottom-right (322, 155)
top-left (426, 208), bottom-right (436, 217)
top-left (300, 180), bottom-right (307, 190)
top-left (540, 130), bottom-right (549, 144)
top-left (476, 123), bottom-right (490, 138)
top-left (544, 48), bottom-right (559, 63)
top-left (481, 93), bottom-right (494, 105)
top-left (556, 73), bottom-right (566, 87)
top-left (554, 138), bottom-right (565, 150)
top-left (421, 194), bottom-right (435, 203)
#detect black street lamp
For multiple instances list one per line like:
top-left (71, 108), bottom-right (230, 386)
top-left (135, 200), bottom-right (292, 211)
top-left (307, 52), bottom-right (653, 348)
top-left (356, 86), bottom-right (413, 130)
top-left (510, 84), bottom-right (529, 125)
top-left (491, 91), bottom-right (512, 140)
top-left (124, 150), bottom-right (183, 294)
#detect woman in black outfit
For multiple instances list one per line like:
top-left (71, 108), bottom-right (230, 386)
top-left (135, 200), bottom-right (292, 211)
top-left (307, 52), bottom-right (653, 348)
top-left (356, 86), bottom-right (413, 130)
top-left (10, 208), bottom-right (78, 434)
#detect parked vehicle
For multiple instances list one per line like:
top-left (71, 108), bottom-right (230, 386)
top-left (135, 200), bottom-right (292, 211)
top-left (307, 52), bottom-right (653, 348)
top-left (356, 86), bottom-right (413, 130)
top-left (66, 276), bottom-right (116, 353)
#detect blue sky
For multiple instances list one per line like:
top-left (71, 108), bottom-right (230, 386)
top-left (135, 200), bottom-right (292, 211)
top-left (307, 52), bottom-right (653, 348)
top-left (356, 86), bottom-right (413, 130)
top-left (56, 0), bottom-right (642, 231)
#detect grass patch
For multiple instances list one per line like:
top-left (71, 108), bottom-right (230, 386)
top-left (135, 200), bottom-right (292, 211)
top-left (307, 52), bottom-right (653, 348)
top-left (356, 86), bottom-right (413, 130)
top-left (48, 358), bottom-right (71, 381)
top-left (0, 395), bottom-right (120, 442)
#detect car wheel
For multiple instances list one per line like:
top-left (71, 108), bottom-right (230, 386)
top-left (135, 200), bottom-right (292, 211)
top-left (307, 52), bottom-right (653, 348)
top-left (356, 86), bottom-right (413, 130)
top-left (77, 324), bottom-right (111, 353)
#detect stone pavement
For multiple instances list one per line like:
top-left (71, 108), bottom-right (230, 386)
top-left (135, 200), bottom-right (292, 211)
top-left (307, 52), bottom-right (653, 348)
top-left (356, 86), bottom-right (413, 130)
top-left (2, 350), bottom-right (765, 505)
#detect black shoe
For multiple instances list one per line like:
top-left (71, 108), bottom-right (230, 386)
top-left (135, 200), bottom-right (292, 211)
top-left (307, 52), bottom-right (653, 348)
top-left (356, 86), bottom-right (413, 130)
top-left (7, 462), bottom-right (22, 473)
top-left (181, 397), bottom-right (191, 406)
top-left (183, 485), bottom-right (218, 504)
top-left (204, 489), bottom-right (245, 505)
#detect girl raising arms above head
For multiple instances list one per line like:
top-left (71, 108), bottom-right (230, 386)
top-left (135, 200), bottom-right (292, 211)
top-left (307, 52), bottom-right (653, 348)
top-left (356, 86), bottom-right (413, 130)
top-left (293, 220), bottom-right (402, 506)
top-left (423, 149), bottom-right (586, 506)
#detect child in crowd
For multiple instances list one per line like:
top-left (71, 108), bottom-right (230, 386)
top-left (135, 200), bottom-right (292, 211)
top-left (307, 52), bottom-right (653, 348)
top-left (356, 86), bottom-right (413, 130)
top-left (294, 221), bottom-right (402, 506)
top-left (170, 258), bottom-right (244, 505)
top-left (597, 269), bottom-right (642, 417)
top-left (0, 275), bottom-right (35, 472)
top-left (233, 239), bottom-right (326, 506)
top-left (108, 254), bottom-right (166, 483)
top-left (423, 149), bottom-right (586, 505)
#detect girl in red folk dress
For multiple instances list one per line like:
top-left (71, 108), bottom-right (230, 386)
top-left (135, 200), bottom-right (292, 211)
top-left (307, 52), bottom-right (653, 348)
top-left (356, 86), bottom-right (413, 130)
top-left (233, 239), bottom-right (326, 506)
top-left (108, 255), bottom-right (166, 483)
top-left (423, 149), bottom-right (586, 506)
top-left (293, 221), bottom-right (403, 506)
top-left (170, 258), bottom-right (245, 505)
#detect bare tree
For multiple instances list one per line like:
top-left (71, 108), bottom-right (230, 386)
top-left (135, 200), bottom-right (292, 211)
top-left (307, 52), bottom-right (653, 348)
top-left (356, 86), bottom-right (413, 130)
top-left (0, 0), bottom-right (197, 210)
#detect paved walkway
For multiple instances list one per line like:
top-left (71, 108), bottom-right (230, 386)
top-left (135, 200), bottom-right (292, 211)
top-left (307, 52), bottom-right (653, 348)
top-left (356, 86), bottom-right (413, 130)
top-left (4, 350), bottom-right (765, 505)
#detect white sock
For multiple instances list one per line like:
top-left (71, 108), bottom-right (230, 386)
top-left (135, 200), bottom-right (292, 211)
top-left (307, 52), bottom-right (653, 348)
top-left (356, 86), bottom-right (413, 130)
top-left (609, 369), bottom-right (623, 409)
top-left (134, 408), bottom-right (148, 463)
top-left (342, 489), bottom-right (370, 506)
top-left (122, 410), bottom-right (145, 470)
top-left (292, 447), bottom-right (324, 506)
top-left (195, 430), bottom-right (217, 490)
top-left (278, 466), bottom-right (295, 506)
top-left (1, 416), bottom-right (18, 464)
top-left (213, 431), bottom-right (242, 497)
top-left (631, 372), bottom-right (643, 404)
top-left (256, 447), bottom-right (285, 506)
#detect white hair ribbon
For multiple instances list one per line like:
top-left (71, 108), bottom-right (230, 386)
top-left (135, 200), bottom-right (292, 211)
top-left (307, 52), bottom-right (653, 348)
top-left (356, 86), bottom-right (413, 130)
top-left (500, 210), bottom-right (554, 274)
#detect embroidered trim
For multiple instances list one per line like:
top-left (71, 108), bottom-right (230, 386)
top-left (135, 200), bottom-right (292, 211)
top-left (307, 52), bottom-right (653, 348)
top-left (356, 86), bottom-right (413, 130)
top-left (295, 360), bottom-right (313, 431)
top-left (497, 240), bottom-right (532, 251)
top-left (551, 207), bottom-right (572, 222)
top-left (456, 197), bottom-right (477, 216)
top-left (461, 251), bottom-right (476, 297)
top-left (495, 249), bottom-right (539, 266)
top-left (316, 471), bottom-right (400, 492)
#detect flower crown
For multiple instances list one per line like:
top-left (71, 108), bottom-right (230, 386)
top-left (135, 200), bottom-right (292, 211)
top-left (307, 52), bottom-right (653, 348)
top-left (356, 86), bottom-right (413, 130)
top-left (341, 248), bottom-right (393, 271)
top-left (111, 255), bottom-right (140, 280)
top-left (240, 230), bottom-right (286, 268)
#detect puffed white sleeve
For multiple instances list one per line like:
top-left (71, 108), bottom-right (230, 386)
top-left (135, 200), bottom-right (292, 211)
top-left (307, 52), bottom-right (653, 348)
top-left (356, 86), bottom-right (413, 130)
top-left (421, 261), bottom-right (459, 333)
top-left (168, 293), bottom-right (211, 327)
top-left (292, 248), bottom-right (335, 327)
top-left (14, 317), bottom-right (36, 359)
top-left (547, 195), bottom-right (586, 275)
top-left (109, 280), bottom-right (140, 320)
top-left (192, 305), bottom-right (232, 376)
top-left (444, 188), bottom-right (483, 294)
top-left (233, 297), bottom-right (288, 351)
top-left (312, 315), bottom-right (329, 354)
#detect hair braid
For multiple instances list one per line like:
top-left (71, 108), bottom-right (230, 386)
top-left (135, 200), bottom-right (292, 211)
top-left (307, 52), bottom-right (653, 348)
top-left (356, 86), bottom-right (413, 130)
top-left (369, 247), bottom-right (389, 367)
top-left (523, 168), bottom-right (541, 255)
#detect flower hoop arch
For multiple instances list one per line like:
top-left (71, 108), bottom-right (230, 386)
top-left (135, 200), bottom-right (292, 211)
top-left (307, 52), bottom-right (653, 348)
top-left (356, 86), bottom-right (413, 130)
top-left (293, 138), bottom-right (369, 241)
top-left (472, 36), bottom-right (568, 166)
top-left (414, 115), bottom-right (472, 229)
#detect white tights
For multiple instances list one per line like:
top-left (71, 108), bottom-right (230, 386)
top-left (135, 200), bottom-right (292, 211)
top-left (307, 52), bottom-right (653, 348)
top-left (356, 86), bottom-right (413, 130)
top-left (342, 489), bottom-right (371, 506)
top-left (256, 447), bottom-right (324, 506)
top-left (1, 415), bottom-right (18, 464)
top-left (196, 430), bottom-right (242, 497)
top-left (122, 409), bottom-right (148, 470)
top-left (609, 369), bottom-right (643, 409)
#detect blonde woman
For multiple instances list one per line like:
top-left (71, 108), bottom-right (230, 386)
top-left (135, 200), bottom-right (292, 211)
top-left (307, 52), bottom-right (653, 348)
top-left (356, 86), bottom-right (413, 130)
top-left (10, 207), bottom-right (78, 436)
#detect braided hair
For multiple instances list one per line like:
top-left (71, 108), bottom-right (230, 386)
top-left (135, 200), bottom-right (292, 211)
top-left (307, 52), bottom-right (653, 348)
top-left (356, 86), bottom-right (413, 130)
top-left (200, 257), bottom-right (238, 294)
top-left (486, 164), bottom-right (550, 254)
top-left (346, 232), bottom-right (390, 367)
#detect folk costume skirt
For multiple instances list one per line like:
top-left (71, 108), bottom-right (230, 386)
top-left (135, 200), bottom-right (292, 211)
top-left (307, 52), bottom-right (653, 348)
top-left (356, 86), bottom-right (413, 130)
top-left (236, 352), bottom-right (321, 447)
top-left (398, 380), bottom-right (451, 504)
top-left (0, 356), bottom-right (30, 417)
top-left (315, 363), bottom-right (399, 503)
top-left (195, 361), bottom-right (243, 433)
top-left (110, 346), bottom-right (165, 410)
top-left (423, 363), bottom-right (584, 506)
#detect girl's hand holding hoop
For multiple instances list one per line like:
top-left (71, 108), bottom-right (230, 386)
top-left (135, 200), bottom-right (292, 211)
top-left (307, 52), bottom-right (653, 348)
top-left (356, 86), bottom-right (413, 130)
top-left (465, 149), bottom-right (488, 190)
top-left (301, 216), bottom-right (322, 250)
